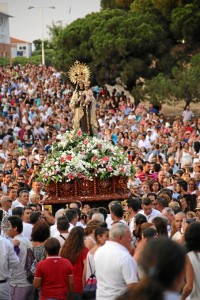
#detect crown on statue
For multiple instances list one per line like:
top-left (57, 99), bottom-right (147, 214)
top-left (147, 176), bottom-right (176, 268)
top-left (68, 61), bottom-right (90, 84)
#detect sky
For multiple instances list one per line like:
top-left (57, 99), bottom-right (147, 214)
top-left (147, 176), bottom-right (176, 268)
top-left (0, 0), bottom-right (100, 43)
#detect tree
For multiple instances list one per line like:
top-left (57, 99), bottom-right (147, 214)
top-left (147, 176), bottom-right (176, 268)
top-left (152, 0), bottom-right (182, 19)
top-left (101, 0), bottom-right (116, 9)
top-left (135, 53), bottom-right (200, 104)
top-left (115, 0), bottom-right (133, 10)
top-left (170, 4), bottom-right (200, 43)
top-left (53, 9), bottom-right (172, 89)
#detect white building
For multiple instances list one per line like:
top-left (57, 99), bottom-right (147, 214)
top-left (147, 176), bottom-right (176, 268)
top-left (10, 37), bottom-right (32, 58)
top-left (0, 10), bottom-right (12, 60)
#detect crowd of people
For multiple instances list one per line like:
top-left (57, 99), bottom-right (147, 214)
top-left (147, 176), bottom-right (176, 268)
top-left (0, 63), bottom-right (200, 300)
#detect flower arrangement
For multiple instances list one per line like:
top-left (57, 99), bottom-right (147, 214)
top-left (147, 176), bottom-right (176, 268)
top-left (40, 129), bottom-right (134, 185)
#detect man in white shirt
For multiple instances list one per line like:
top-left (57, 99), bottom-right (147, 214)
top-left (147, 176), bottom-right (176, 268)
top-left (94, 223), bottom-right (138, 300)
top-left (7, 216), bottom-right (34, 299)
top-left (53, 216), bottom-right (69, 247)
top-left (140, 197), bottom-right (162, 222)
top-left (0, 196), bottom-right (12, 220)
top-left (126, 198), bottom-right (140, 234)
top-left (12, 190), bottom-right (29, 209)
top-left (65, 209), bottom-right (78, 232)
top-left (0, 235), bottom-right (19, 300)
top-left (138, 133), bottom-right (152, 150)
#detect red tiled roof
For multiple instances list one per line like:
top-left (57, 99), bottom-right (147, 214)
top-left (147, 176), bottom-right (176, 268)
top-left (10, 37), bottom-right (31, 44)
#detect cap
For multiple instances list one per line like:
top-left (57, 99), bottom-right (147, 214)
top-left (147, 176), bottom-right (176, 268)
top-left (147, 129), bottom-right (152, 132)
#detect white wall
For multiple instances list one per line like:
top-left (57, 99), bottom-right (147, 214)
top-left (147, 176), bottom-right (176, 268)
top-left (0, 13), bottom-right (10, 44)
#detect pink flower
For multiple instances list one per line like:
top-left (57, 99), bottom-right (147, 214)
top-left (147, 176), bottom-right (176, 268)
top-left (51, 161), bottom-right (55, 166)
top-left (82, 151), bottom-right (86, 155)
top-left (98, 144), bottom-right (102, 148)
top-left (60, 157), bottom-right (65, 163)
top-left (84, 139), bottom-right (89, 145)
top-left (77, 130), bottom-right (82, 137)
top-left (68, 173), bottom-right (75, 180)
top-left (45, 174), bottom-right (49, 179)
top-left (91, 156), bottom-right (97, 162)
top-left (77, 173), bottom-right (84, 178)
top-left (102, 156), bottom-right (109, 163)
top-left (54, 170), bottom-right (57, 175)
top-left (106, 165), bottom-right (113, 172)
top-left (66, 155), bottom-right (72, 161)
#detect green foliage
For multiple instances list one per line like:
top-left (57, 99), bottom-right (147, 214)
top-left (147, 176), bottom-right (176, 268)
top-left (131, 0), bottom-right (155, 14)
top-left (53, 9), bottom-right (172, 89)
top-left (115, 0), bottom-right (133, 10)
top-left (0, 57), bottom-right (9, 66)
top-left (11, 57), bottom-right (28, 66)
top-left (33, 39), bottom-right (41, 51)
top-left (170, 4), bottom-right (200, 43)
top-left (152, 0), bottom-right (182, 19)
top-left (101, 0), bottom-right (116, 9)
top-left (46, 1), bottom-right (200, 103)
top-left (136, 53), bottom-right (200, 103)
top-left (32, 39), bottom-right (53, 51)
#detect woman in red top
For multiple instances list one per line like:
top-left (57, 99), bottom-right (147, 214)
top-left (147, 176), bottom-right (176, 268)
top-left (60, 226), bottom-right (88, 300)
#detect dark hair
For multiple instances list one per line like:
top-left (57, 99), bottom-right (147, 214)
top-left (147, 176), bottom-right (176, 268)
top-left (45, 237), bottom-right (60, 256)
top-left (31, 220), bottom-right (50, 242)
top-left (110, 204), bottom-right (124, 218)
top-left (150, 180), bottom-right (161, 191)
top-left (8, 216), bottom-right (23, 234)
top-left (143, 228), bottom-right (158, 240)
top-left (70, 207), bottom-right (81, 219)
top-left (177, 179), bottom-right (187, 191)
top-left (65, 209), bottom-right (78, 223)
top-left (30, 211), bottom-right (42, 225)
top-left (133, 214), bottom-right (148, 239)
top-left (142, 197), bottom-right (152, 206)
top-left (152, 217), bottom-right (168, 236)
top-left (135, 213), bottom-right (147, 226)
top-left (98, 207), bottom-right (108, 221)
top-left (185, 222), bottom-right (200, 252)
top-left (94, 225), bottom-right (109, 242)
top-left (157, 197), bottom-right (168, 209)
top-left (127, 197), bottom-right (140, 212)
top-left (12, 207), bottom-right (24, 218)
top-left (147, 192), bottom-right (157, 200)
top-left (60, 226), bottom-right (85, 264)
top-left (57, 216), bottom-right (69, 231)
top-left (140, 237), bottom-right (185, 289)
top-left (116, 278), bottom-right (164, 300)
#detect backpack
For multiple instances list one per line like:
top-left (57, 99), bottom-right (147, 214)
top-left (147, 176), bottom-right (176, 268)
top-left (25, 248), bottom-right (37, 284)
top-left (83, 257), bottom-right (97, 300)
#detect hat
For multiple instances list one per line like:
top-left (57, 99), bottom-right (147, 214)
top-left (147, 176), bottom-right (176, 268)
top-left (195, 204), bottom-right (200, 211)
top-left (147, 129), bottom-right (152, 132)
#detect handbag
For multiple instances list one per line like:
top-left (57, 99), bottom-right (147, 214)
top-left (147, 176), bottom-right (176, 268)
top-left (25, 248), bottom-right (37, 284)
top-left (83, 257), bottom-right (97, 300)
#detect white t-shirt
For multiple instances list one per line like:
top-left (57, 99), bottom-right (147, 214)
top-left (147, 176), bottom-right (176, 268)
top-left (22, 222), bottom-right (33, 240)
top-left (140, 208), bottom-right (162, 222)
top-left (53, 231), bottom-right (69, 247)
top-left (94, 241), bottom-right (138, 300)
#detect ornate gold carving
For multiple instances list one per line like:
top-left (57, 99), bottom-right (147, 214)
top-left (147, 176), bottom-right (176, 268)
top-left (68, 61), bottom-right (90, 84)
